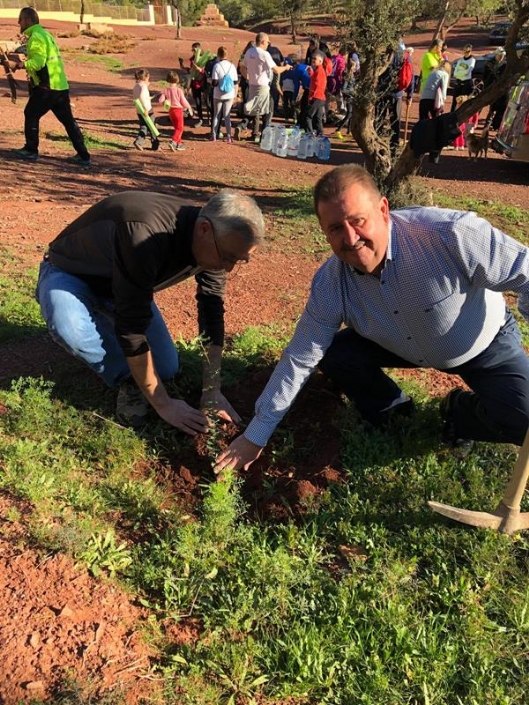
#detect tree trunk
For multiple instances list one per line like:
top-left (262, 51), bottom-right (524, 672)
top-left (290, 12), bottom-right (297, 45)
top-left (432, 0), bottom-right (450, 41)
top-left (349, 99), bottom-right (394, 188)
top-left (175, 7), bottom-right (182, 39)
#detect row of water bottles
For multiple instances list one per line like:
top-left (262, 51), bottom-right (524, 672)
top-left (260, 125), bottom-right (331, 161)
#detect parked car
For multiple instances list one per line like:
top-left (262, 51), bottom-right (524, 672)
top-left (489, 21), bottom-right (512, 44)
top-left (493, 75), bottom-right (529, 162)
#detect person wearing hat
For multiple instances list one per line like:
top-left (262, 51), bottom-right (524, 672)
top-left (451, 43), bottom-right (476, 110)
top-left (484, 47), bottom-right (508, 129)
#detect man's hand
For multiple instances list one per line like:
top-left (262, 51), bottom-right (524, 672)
top-left (201, 388), bottom-right (241, 424)
top-left (156, 397), bottom-right (209, 435)
top-left (214, 434), bottom-right (263, 476)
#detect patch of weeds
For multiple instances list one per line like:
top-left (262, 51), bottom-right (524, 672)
top-left (0, 254), bottom-right (43, 341)
top-left (71, 53), bottom-right (124, 71)
top-left (57, 29), bottom-right (81, 38)
top-left (228, 325), bottom-right (290, 366)
top-left (78, 528), bottom-right (133, 577)
top-left (86, 33), bottom-right (136, 54)
top-left (269, 186), bottom-right (326, 257)
top-left (0, 377), bottom-right (158, 558)
top-left (44, 130), bottom-right (127, 151)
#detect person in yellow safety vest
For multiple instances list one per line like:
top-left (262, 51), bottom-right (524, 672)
top-left (10, 6), bottom-right (91, 166)
top-left (419, 38), bottom-right (443, 93)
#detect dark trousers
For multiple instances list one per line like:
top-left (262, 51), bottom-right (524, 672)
top-left (297, 90), bottom-right (309, 127)
top-left (419, 98), bottom-right (439, 121)
top-left (318, 311), bottom-right (529, 445)
top-left (487, 95), bottom-right (508, 130)
top-left (136, 112), bottom-right (159, 148)
top-left (304, 98), bottom-right (325, 135)
top-left (282, 90), bottom-right (294, 120)
top-left (24, 87), bottom-right (89, 159)
top-left (451, 79), bottom-right (473, 111)
top-left (191, 86), bottom-right (204, 121)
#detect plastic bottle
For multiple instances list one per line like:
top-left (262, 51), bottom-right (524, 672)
top-left (260, 125), bottom-right (274, 151)
top-left (287, 126), bottom-right (301, 158)
top-left (297, 133), bottom-right (308, 160)
top-left (276, 127), bottom-right (288, 158)
top-left (318, 135), bottom-right (331, 161)
top-left (315, 135), bottom-right (324, 159)
top-left (272, 126), bottom-right (283, 155)
top-left (305, 132), bottom-right (315, 158)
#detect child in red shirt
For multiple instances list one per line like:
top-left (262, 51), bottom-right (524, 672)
top-left (303, 51), bottom-right (327, 135)
top-left (158, 71), bottom-right (193, 151)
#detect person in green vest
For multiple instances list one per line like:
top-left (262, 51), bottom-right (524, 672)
top-left (11, 6), bottom-right (91, 166)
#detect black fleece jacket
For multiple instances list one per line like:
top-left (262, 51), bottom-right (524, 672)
top-left (48, 191), bottom-right (226, 356)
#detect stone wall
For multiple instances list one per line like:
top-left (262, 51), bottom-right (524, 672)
top-left (195, 3), bottom-right (229, 28)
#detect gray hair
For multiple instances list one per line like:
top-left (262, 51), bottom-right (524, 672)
top-left (199, 189), bottom-right (265, 246)
top-left (256, 32), bottom-right (269, 47)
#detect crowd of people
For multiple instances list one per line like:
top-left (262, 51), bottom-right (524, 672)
top-left (130, 30), bottom-right (511, 159)
top-left (7, 9), bottom-right (511, 162)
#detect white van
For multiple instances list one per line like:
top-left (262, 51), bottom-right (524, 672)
top-left (493, 76), bottom-right (529, 161)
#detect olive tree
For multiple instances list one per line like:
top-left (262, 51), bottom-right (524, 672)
top-left (338, 0), bottom-right (529, 200)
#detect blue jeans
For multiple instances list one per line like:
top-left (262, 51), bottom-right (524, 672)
top-left (318, 310), bottom-right (529, 445)
top-left (36, 260), bottom-right (179, 388)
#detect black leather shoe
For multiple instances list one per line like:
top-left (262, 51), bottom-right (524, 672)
top-left (440, 388), bottom-right (475, 455)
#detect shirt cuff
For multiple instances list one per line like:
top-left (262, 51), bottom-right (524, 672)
top-left (244, 416), bottom-right (275, 448)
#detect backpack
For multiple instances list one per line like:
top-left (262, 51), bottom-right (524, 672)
top-left (219, 63), bottom-right (234, 93)
top-left (397, 55), bottom-right (413, 92)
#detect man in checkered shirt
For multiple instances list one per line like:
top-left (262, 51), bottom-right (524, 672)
top-left (216, 165), bottom-right (529, 473)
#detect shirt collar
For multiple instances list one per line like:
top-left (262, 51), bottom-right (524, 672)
top-left (386, 219), bottom-right (395, 262)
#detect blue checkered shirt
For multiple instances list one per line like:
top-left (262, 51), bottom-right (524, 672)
top-left (245, 207), bottom-right (529, 447)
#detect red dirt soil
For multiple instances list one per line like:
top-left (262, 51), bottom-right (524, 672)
top-left (0, 16), bottom-right (527, 703)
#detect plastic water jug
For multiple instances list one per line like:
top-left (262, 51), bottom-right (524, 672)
top-left (260, 125), bottom-right (274, 151)
top-left (297, 134), bottom-right (308, 160)
top-left (276, 128), bottom-right (288, 158)
top-left (287, 126), bottom-right (301, 158)
top-left (317, 135), bottom-right (331, 161)
top-left (306, 132), bottom-right (315, 158)
top-left (272, 126), bottom-right (283, 155)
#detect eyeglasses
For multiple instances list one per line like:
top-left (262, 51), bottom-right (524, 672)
top-left (202, 217), bottom-right (250, 268)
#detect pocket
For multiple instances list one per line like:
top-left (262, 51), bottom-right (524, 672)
top-left (421, 287), bottom-right (463, 336)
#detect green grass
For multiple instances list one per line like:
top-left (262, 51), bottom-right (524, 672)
top-left (44, 129), bottom-right (128, 151)
top-left (1, 375), bottom-right (528, 704)
top-left (267, 186), bottom-right (328, 258)
top-left (1, 191), bottom-right (529, 703)
top-left (69, 53), bottom-right (124, 72)
top-left (432, 194), bottom-right (529, 246)
top-left (0, 248), bottom-right (43, 341)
